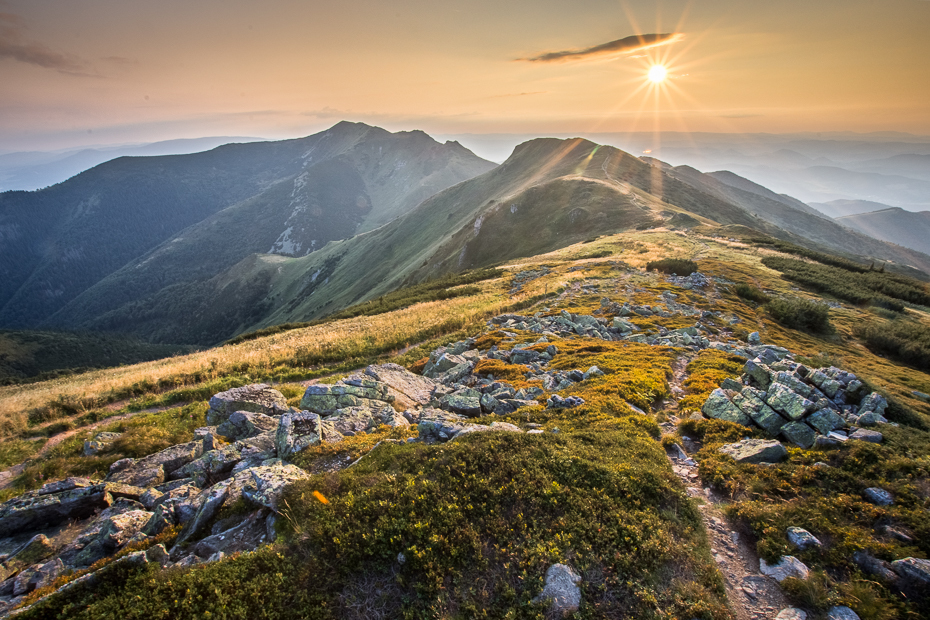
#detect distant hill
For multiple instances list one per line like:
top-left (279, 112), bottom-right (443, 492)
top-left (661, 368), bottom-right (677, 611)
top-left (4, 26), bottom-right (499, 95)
top-left (836, 207), bottom-right (930, 256)
top-left (809, 199), bottom-right (900, 219)
top-left (0, 122), bottom-right (494, 332)
top-left (68, 136), bottom-right (930, 345)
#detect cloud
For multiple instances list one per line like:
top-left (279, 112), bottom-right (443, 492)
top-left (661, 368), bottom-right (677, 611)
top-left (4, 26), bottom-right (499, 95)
top-left (0, 10), bottom-right (88, 74)
top-left (521, 33), bottom-right (682, 63)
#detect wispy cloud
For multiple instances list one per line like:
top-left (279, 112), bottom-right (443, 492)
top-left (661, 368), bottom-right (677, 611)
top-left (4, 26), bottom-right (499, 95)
top-left (0, 11), bottom-right (90, 74)
top-left (520, 33), bottom-right (683, 63)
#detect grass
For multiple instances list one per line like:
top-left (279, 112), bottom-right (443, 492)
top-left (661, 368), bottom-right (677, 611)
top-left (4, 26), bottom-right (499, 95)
top-left (21, 422), bottom-right (729, 620)
top-left (678, 350), bottom-right (746, 413)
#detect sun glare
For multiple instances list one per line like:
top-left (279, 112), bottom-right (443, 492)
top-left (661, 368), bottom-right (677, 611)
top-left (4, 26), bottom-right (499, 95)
top-left (647, 65), bottom-right (668, 84)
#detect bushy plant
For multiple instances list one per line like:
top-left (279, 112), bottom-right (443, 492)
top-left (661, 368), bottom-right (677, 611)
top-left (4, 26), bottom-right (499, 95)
top-left (645, 258), bottom-right (698, 275)
top-left (855, 319), bottom-right (930, 371)
top-left (734, 283), bottom-right (770, 304)
top-left (765, 296), bottom-right (831, 332)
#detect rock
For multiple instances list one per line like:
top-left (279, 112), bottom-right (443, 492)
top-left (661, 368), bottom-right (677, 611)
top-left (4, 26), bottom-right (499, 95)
top-left (760, 556), bottom-right (810, 582)
top-left (207, 384), bottom-right (288, 425)
top-left (806, 409), bottom-right (845, 435)
top-left (83, 432), bottom-right (122, 456)
top-left (766, 383), bottom-right (814, 420)
top-left (0, 534), bottom-right (55, 581)
top-left (175, 480), bottom-right (232, 546)
top-left (890, 557), bottom-right (930, 585)
top-left (732, 388), bottom-right (787, 435)
top-left (532, 563), bottom-right (581, 616)
top-left (236, 431), bottom-right (277, 461)
top-left (744, 360), bottom-right (772, 389)
top-left (780, 421), bottom-right (817, 449)
top-left (276, 411), bottom-right (342, 459)
top-left (547, 395), bottom-right (585, 409)
top-left (141, 503), bottom-right (176, 537)
top-left (107, 440), bottom-right (205, 487)
top-left (583, 366), bottom-right (604, 380)
top-left (852, 551), bottom-right (898, 582)
top-left (748, 331), bottom-right (761, 345)
top-left (192, 510), bottom-right (269, 559)
top-left (775, 608), bottom-right (807, 620)
top-left (848, 428), bottom-right (883, 443)
top-left (15, 558), bottom-right (63, 595)
top-left (719, 439), bottom-right (788, 464)
top-left (216, 411), bottom-right (278, 441)
top-left (417, 409), bottom-right (471, 443)
top-left (881, 525), bottom-right (914, 543)
top-left (451, 421), bottom-right (524, 441)
top-left (173, 445), bottom-right (243, 487)
top-left (422, 351), bottom-right (468, 378)
top-left (364, 363), bottom-right (437, 409)
top-left (786, 526), bottom-right (821, 549)
top-left (327, 406), bottom-right (409, 435)
top-left (0, 482), bottom-right (143, 538)
top-left (721, 377), bottom-right (744, 392)
top-left (242, 463), bottom-right (310, 511)
top-left (827, 606), bottom-right (860, 620)
top-left (863, 487), bottom-right (893, 506)
top-left (437, 362), bottom-right (474, 385)
top-left (439, 393), bottom-right (482, 417)
top-left (75, 509), bottom-right (153, 566)
top-left (300, 379), bottom-right (395, 414)
top-left (702, 389), bottom-right (752, 426)
top-left (859, 392), bottom-right (888, 416)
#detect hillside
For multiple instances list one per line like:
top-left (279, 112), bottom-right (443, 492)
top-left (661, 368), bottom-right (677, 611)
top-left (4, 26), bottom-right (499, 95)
top-left (836, 207), bottom-right (930, 256)
top-left (0, 122), bottom-right (494, 331)
top-left (0, 231), bottom-right (927, 619)
top-left (808, 199), bottom-right (899, 219)
top-left (63, 136), bottom-right (930, 347)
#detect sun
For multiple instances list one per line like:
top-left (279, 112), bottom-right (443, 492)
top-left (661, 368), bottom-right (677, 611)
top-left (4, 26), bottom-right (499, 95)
top-left (647, 65), bottom-right (668, 84)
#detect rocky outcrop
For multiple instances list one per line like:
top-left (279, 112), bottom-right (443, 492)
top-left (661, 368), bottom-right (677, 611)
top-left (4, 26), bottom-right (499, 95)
top-left (207, 384), bottom-right (288, 425)
top-left (718, 439), bottom-right (788, 464)
top-left (760, 556), bottom-right (810, 582)
top-left (299, 378), bottom-right (395, 415)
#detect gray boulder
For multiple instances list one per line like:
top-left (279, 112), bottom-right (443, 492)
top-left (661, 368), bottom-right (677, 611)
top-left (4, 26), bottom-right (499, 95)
top-left (207, 384), bottom-right (288, 425)
top-left (216, 411), bottom-right (278, 441)
top-left (276, 411), bottom-right (343, 459)
top-left (173, 445), bottom-right (243, 487)
top-left (423, 351), bottom-right (468, 378)
top-left (83, 432), bottom-right (122, 456)
top-left (242, 463), bottom-right (310, 511)
top-left (107, 440), bottom-right (205, 488)
top-left (775, 609), bottom-right (807, 620)
top-left (766, 383), bottom-right (814, 420)
top-left (760, 555), bottom-right (810, 582)
top-left (780, 421), bottom-right (817, 449)
top-left (863, 487), bottom-right (893, 506)
top-left (702, 389), bottom-right (752, 426)
top-left (417, 409), bottom-right (471, 443)
top-left (806, 409), bottom-right (845, 435)
top-left (300, 379), bottom-right (394, 414)
top-left (786, 527), bottom-right (821, 550)
top-left (719, 439), bottom-right (788, 464)
top-left (364, 363), bottom-right (437, 409)
top-left (744, 360), bottom-right (772, 389)
top-left (532, 563), bottom-right (582, 616)
top-left (849, 428), bottom-right (883, 443)
top-left (439, 392), bottom-right (482, 417)
top-left (732, 388), bottom-right (787, 435)
top-left (859, 392), bottom-right (888, 416)
top-left (827, 607), bottom-right (860, 620)
top-left (327, 406), bottom-right (409, 436)
top-left (0, 534), bottom-right (55, 581)
top-left (890, 557), bottom-right (930, 585)
top-left (175, 479), bottom-right (232, 546)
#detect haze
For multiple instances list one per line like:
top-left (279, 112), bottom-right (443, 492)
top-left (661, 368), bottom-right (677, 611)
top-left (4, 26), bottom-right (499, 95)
top-left (2, 0), bottom-right (929, 153)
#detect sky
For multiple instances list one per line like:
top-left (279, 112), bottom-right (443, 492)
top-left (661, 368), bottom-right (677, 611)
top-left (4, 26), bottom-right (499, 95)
top-left (2, 0), bottom-right (930, 152)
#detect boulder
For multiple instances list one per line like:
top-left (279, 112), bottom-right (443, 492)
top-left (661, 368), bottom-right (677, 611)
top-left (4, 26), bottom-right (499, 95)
top-left (107, 440), bottom-right (205, 487)
top-left (12, 558), bottom-right (62, 596)
top-left (702, 389), bottom-right (752, 426)
top-left (849, 428), bottom-right (883, 443)
top-left (207, 384), bottom-right (288, 425)
top-left (439, 392), bottom-right (482, 417)
top-left (83, 432), bottom-right (122, 456)
top-left (827, 607), bottom-right (860, 620)
top-left (364, 363), bottom-right (437, 409)
top-left (236, 431), bottom-right (278, 461)
top-left (0, 534), bottom-right (55, 581)
top-left (173, 445), bottom-right (242, 487)
top-left (744, 360), bottom-right (772, 389)
top-left (175, 479), bottom-right (232, 546)
top-left (141, 503), bottom-right (175, 537)
top-left (786, 527), bottom-right (821, 550)
top-left (417, 409), bottom-right (471, 443)
top-left (851, 551), bottom-right (898, 582)
top-left (532, 563), bottom-right (581, 616)
top-left (0, 482), bottom-right (143, 538)
top-left (775, 609), bottom-right (807, 620)
top-left (276, 411), bottom-right (343, 459)
top-left (192, 510), bottom-right (269, 560)
top-left (766, 383), bottom-right (814, 420)
top-left (327, 406), bottom-right (409, 436)
top-left (74, 509), bottom-right (153, 566)
top-left (451, 422), bottom-right (523, 441)
top-left (216, 411), bottom-right (278, 441)
top-left (863, 487), bottom-right (893, 506)
top-left (719, 439), bottom-right (788, 464)
top-left (299, 380), bottom-right (394, 415)
top-left (890, 557), bottom-right (930, 585)
top-left (760, 556), bottom-right (810, 582)
top-left (806, 409), bottom-right (845, 435)
top-left (423, 352), bottom-right (468, 378)
top-left (780, 421), bottom-right (817, 449)
top-left (583, 366), bottom-right (605, 380)
top-left (859, 393), bottom-right (888, 416)
top-left (732, 388), bottom-right (787, 435)
top-left (242, 463), bottom-right (310, 511)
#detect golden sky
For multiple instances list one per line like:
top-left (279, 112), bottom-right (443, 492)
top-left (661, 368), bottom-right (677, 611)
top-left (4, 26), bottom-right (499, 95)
top-left (2, 0), bottom-right (929, 150)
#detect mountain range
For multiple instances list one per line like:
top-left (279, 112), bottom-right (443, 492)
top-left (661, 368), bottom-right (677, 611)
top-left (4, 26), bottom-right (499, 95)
top-left (3, 122), bottom-right (930, 348)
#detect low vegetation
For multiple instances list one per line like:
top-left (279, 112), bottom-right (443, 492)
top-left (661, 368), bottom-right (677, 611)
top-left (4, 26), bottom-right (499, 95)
top-left (854, 319), bottom-right (930, 371)
top-left (645, 258), bottom-right (698, 275)
top-left (765, 296), bottom-right (832, 333)
top-left (734, 283), bottom-right (770, 304)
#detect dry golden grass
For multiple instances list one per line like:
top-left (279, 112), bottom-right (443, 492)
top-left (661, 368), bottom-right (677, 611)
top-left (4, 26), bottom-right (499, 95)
top-left (0, 291), bottom-right (512, 439)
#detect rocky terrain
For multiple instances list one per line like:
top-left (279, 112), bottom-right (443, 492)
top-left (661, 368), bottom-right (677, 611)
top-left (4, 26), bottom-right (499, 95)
top-left (0, 232), bottom-right (927, 619)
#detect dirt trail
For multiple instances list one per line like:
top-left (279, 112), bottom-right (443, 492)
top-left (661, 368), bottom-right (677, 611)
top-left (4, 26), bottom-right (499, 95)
top-left (663, 352), bottom-right (790, 620)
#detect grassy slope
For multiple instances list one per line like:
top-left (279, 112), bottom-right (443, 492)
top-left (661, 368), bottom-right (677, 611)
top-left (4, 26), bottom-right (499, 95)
top-left (4, 230), bottom-right (930, 618)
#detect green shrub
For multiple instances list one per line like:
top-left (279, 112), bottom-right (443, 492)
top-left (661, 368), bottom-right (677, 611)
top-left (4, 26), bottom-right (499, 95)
top-left (734, 283), bottom-right (770, 304)
top-left (765, 297), bottom-right (831, 332)
top-left (646, 258), bottom-right (698, 275)
top-left (855, 319), bottom-right (930, 371)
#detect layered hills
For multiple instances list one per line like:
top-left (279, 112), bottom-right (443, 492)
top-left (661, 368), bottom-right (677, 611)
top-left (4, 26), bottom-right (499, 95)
top-left (836, 207), bottom-right (930, 256)
top-left (0, 122), bottom-right (494, 331)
